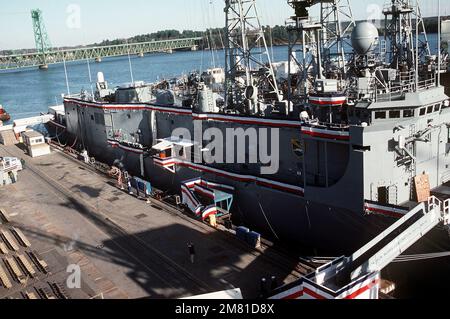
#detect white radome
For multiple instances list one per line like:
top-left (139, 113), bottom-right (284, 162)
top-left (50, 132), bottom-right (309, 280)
top-left (351, 22), bottom-right (379, 55)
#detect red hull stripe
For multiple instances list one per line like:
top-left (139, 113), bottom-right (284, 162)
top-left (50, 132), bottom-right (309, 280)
top-left (365, 202), bottom-right (409, 219)
top-left (309, 99), bottom-right (346, 106)
top-left (64, 99), bottom-right (303, 129)
top-left (192, 113), bottom-right (302, 128)
top-left (301, 128), bottom-right (350, 141)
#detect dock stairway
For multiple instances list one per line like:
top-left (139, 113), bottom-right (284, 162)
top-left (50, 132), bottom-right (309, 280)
top-left (181, 178), bottom-right (234, 221)
top-left (0, 129), bottom-right (17, 146)
top-left (269, 196), bottom-right (450, 299)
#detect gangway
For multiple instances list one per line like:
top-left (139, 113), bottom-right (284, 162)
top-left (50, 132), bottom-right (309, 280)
top-left (13, 114), bottom-right (54, 134)
top-left (269, 196), bottom-right (450, 299)
top-left (181, 178), bottom-right (234, 221)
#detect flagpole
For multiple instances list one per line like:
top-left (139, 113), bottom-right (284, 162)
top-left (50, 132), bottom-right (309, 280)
top-left (438, 0), bottom-right (442, 86)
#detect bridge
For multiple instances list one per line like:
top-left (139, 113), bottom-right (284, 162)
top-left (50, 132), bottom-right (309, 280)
top-left (0, 9), bottom-right (201, 71)
top-left (0, 38), bottom-right (201, 71)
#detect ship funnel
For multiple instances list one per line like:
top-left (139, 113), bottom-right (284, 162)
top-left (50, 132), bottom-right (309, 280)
top-left (351, 22), bottom-right (379, 55)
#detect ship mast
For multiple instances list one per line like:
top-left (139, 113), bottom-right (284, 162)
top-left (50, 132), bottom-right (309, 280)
top-left (383, 0), bottom-right (430, 78)
top-left (320, 0), bottom-right (355, 78)
top-left (286, 0), bottom-right (355, 101)
top-left (224, 0), bottom-right (281, 115)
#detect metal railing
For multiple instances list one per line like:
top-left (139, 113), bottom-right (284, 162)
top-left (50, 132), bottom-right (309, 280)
top-left (375, 70), bottom-right (436, 102)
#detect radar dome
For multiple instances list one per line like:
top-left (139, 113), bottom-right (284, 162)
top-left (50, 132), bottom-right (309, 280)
top-left (351, 22), bottom-right (379, 55)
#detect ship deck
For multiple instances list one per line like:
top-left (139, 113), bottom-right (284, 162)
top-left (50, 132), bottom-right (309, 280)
top-left (0, 143), bottom-right (304, 299)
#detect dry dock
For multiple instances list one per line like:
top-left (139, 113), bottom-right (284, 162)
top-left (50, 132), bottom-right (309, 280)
top-left (0, 143), bottom-right (303, 299)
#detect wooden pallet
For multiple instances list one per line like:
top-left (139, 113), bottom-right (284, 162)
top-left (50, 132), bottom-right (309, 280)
top-left (0, 242), bottom-right (8, 255)
top-left (22, 291), bottom-right (39, 299)
top-left (4, 257), bottom-right (26, 284)
top-left (12, 227), bottom-right (31, 248)
top-left (1, 230), bottom-right (20, 252)
top-left (27, 251), bottom-right (49, 274)
top-left (36, 287), bottom-right (56, 299)
top-left (0, 208), bottom-right (11, 224)
top-left (0, 263), bottom-right (12, 289)
top-left (16, 254), bottom-right (36, 278)
top-left (49, 282), bottom-right (69, 299)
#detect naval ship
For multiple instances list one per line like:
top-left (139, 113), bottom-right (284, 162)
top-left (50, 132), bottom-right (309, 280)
top-left (50, 0), bottom-right (450, 254)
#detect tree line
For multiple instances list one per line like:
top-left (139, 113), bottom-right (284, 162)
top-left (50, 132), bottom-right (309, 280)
top-left (92, 25), bottom-right (290, 48)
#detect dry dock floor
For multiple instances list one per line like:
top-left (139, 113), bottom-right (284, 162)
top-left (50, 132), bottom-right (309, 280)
top-left (0, 143), bottom-right (302, 299)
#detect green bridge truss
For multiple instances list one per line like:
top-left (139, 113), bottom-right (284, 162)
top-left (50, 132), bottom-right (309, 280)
top-left (0, 38), bottom-right (201, 71)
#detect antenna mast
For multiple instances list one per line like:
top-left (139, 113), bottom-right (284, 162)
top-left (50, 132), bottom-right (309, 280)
top-left (383, 0), bottom-right (430, 74)
top-left (224, 0), bottom-right (281, 115)
top-left (320, 0), bottom-right (355, 78)
top-left (286, 1), bottom-right (355, 99)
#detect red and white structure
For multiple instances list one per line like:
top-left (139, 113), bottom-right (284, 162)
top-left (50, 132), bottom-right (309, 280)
top-left (181, 178), bottom-right (235, 221)
top-left (270, 196), bottom-right (450, 299)
top-left (301, 125), bottom-right (350, 141)
top-left (364, 200), bottom-right (410, 219)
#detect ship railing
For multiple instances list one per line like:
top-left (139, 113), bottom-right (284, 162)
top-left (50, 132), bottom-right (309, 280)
top-left (376, 77), bottom-right (436, 102)
top-left (417, 78), bottom-right (436, 90)
top-left (303, 119), bottom-right (350, 131)
top-left (285, 16), bottom-right (321, 30)
top-left (382, 2), bottom-right (413, 14)
top-left (63, 93), bottom-right (83, 100)
top-left (374, 70), bottom-right (428, 102)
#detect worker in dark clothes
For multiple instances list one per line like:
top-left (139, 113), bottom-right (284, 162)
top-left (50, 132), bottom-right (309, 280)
top-left (135, 179), bottom-right (140, 199)
top-left (188, 242), bottom-right (196, 264)
top-left (124, 171), bottom-right (132, 195)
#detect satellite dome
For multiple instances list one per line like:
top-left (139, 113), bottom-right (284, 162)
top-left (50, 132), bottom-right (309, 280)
top-left (351, 22), bottom-right (379, 55)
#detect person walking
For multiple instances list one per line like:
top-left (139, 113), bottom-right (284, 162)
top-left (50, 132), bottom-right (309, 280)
top-left (188, 242), bottom-right (196, 264)
top-left (124, 171), bottom-right (132, 195)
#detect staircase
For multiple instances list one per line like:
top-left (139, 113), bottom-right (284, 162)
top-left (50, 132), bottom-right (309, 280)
top-left (0, 129), bottom-right (18, 146)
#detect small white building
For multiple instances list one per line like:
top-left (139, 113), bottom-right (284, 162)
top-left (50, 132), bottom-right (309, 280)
top-left (22, 131), bottom-right (51, 158)
top-left (0, 157), bottom-right (22, 186)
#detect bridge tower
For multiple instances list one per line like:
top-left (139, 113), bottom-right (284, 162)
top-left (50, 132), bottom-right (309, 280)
top-left (31, 9), bottom-right (52, 70)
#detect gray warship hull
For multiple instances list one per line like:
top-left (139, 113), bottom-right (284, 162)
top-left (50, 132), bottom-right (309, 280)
top-left (61, 94), bottom-right (450, 255)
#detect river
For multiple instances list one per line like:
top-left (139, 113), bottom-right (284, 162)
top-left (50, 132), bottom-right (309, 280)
top-left (0, 33), bottom-right (440, 122)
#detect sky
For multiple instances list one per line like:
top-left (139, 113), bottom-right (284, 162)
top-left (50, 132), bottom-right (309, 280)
top-left (0, 0), bottom-right (445, 50)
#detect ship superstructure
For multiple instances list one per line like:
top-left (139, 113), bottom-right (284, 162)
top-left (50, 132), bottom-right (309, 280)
top-left (55, 0), bottom-right (450, 253)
